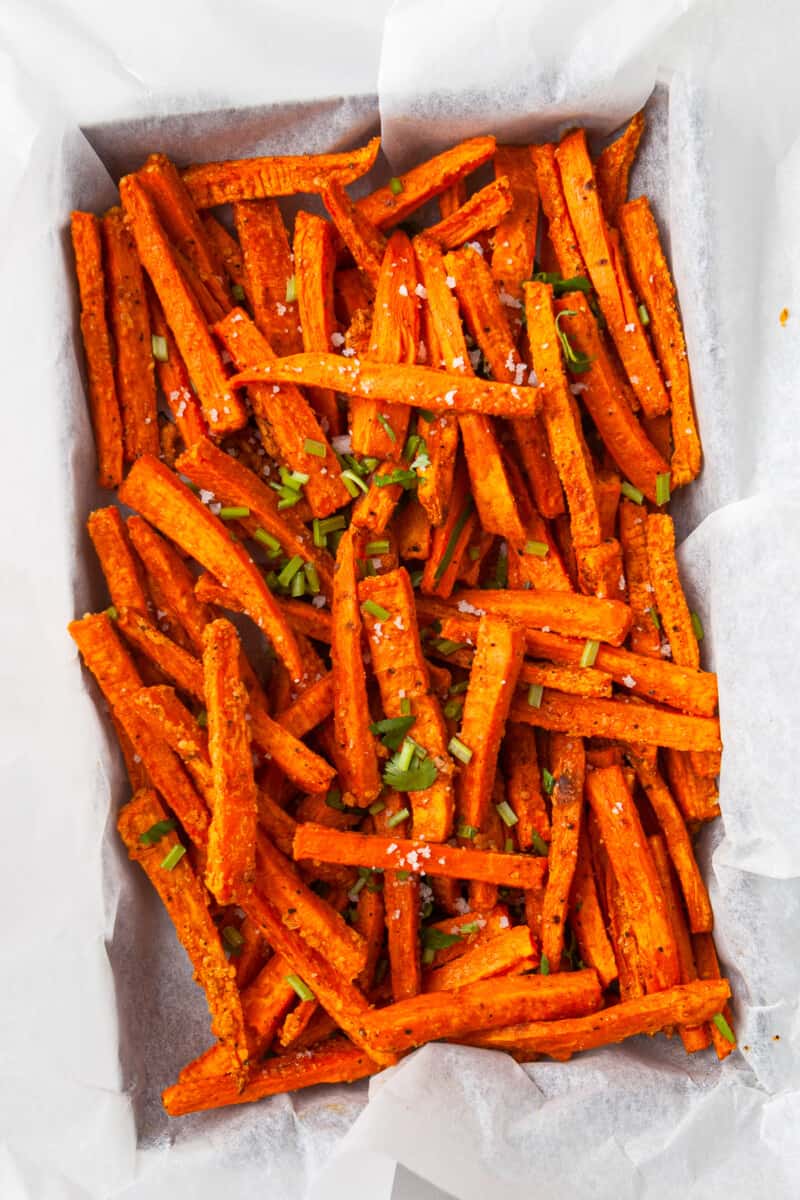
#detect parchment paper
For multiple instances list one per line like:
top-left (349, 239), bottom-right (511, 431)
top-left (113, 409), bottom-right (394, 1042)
top-left (1, 1), bottom-right (799, 1197)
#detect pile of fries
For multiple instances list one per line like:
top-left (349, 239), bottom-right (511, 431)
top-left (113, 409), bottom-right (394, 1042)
top-left (69, 114), bottom-right (733, 1118)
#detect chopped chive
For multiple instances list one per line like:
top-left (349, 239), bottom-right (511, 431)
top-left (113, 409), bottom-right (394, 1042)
top-left (231, 283), bottom-right (246, 302)
top-left (303, 437), bottom-right (326, 457)
top-left (457, 823), bottom-right (478, 839)
top-left (496, 800), bottom-right (519, 828)
top-left (105, 605), bottom-right (118, 620)
top-left (395, 738), bottom-right (416, 773)
top-left (468, 545), bottom-right (481, 561)
top-left (361, 599), bottom-right (390, 621)
top-left (656, 472), bottom-right (671, 506)
top-left (219, 505), bottom-right (250, 520)
top-left (533, 271), bottom-right (591, 297)
top-left (422, 946), bottom-right (435, 965)
top-left (527, 683), bottom-right (544, 708)
top-left (531, 831), bottom-right (549, 857)
top-left (406, 737), bottom-right (426, 759)
top-left (409, 569), bottom-right (424, 587)
top-left (312, 519), bottom-right (326, 548)
top-left (368, 798), bottom-right (386, 816)
top-left (277, 493), bottom-right (301, 510)
top-left (325, 789), bottom-right (345, 811)
top-left (620, 481), bottom-right (644, 505)
top-left (365, 539), bottom-right (390, 556)
top-left (580, 639), bottom-right (600, 668)
top-left (459, 921), bottom-right (480, 935)
top-left (376, 413), bottom-right (397, 443)
top-left (648, 606), bottom-right (661, 631)
top-left (303, 562), bottom-right (321, 594)
top-left (421, 899), bottom-right (434, 918)
top-left (373, 468), bottom-right (418, 489)
top-left (524, 540), bottom-right (548, 557)
top-left (395, 870), bottom-right (410, 881)
top-left (138, 818), bottom-right (177, 846)
top-left (443, 699), bottom-right (464, 719)
top-left (386, 806), bottom-right (411, 828)
top-left (277, 555), bottom-right (304, 588)
top-left (403, 434), bottom-right (421, 461)
top-left (349, 875), bottom-right (367, 899)
top-left (422, 927), bottom-right (462, 951)
top-left (712, 1012), bottom-right (736, 1044)
top-left (504, 837), bottom-right (515, 852)
top-left (539, 953), bottom-right (550, 975)
top-left (434, 498), bottom-right (475, 584)
top-left (286, 468), bottom-right (310, 488)
top-left (362, 558), bottom-right (376, 578)
top-left (222, 926), bottom-right (245, 954)
top-left (448, 736), bottom-right (473, 764)
top-left (151, 334), bottom-right (168, 362)
top-left (362, 456), bottom-right (380, 473)
top-left (691, 611), bottom-right (705, 641)
top-left (449, 681), bottom-right (470, 695)
top-left (382, 750), bottom-right (437, 792)
top-left (555, 310), bottom-right (594, 373)
top-left (638, 303), bottom-right (650, 326)
top-left (369, 715), bottom-right (416, 751)
top-left (285, 973), bottom-right (315, 1002)
top-left (542, 768), bottom-right (555, 796)
top-left (290, 570), bottom-right (306, 598)
top-left (285, 276), bottom-right (297, 303)
top-left (196, 709), bottom-right (208, 729)
top-left (342, 469), bottom-right (369, 496)
top-left (400, 697), bottom-right (411, 716)
top-left (389, 176), bottom-right (404, 196)
top-left (160, 844), bottom-right (186, 871)
top-left (418, 408), bottom-right (436, 422)
top-left (254, 528), bottom-right (281, 554)
top-left (432, 638), bottom-right (467, 656)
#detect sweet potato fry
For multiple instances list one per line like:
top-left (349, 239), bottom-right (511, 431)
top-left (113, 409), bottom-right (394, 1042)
top-left (420, 457), bottom-right (479, 598)
top-left (646, 513), bottom-right (700, 669)
top-left (569, 827), bottom-right (618, 987)
top-left (278, 998), bottom-right (319, 1048)
top-left (359, 568), bottom-right (454, 840)
top-left (358, 969), bottom-right (601, 1054)
top-left (354, 886), bottom-right (386, 992)
top-left (115, 608), bottom-right (204, 699)
top-left (585, 765), bottom-right (679, 992)
top-left (531, 144), bottom-right (587, 278)
top-left (119, 456), bottom-right (303, 679)
top-left (127, 516), bottom-right (211, 651)
top-left (618, 196), bottom-right (701, 486)
top-left (101, 207), bottom-right (160, 460)
top-left (119, 175), bottom-right (247, 435)
top-left (425, 926), bottom-right (535, 992)
top-left (201, 213), bottom-right (246, 290)
top-left (451, 588), bottom-right (631, 646)
top-left (293, 823), bottom-right (546, 889)
top-left (130, 684), bottom-right (212, 798)
top-left (119, 788), bottom-right (247, 1076)
top-left (230, 355), bottom-right (543, 418)
top-left (351, 230), bottom-right (419, 457)
top-left (588, 806), bottom-right (644, 999)
top-left (463, 978), bottom-right (730, 1061)
top-left (183, 137), bottom-right (380, 208)
top-left (438, 179), bottom-right (467, 219)
top-left (555, 130), bottom-right (669, 418)
top-left (276, 596), bottom-right (333, 643)
top-left (618, 500), bottom-right (662, 657)
top-left (202, 619), bottom-right (258, 903)
top-left (214, 309), bottom-right (348, 519)
top-left (455, 615), bottom-right (525, 831)
top-left (692, 933), bottom-right (736, 1060)
top-left (649, 834), bottom-right (711, 1053)
top-left (69, 611), bottom-right (142, 707)
top-left (553, 296), bottom-right (670, 500)
top-left (357, 136), bottom-right (496, 230)
top-left (502, 723), bottom-right (550, 853)
top-left (323, 178), bottom-right (386, 292)
top-left (415, 409), bottom-right (460, 526)
top-left (293, 211), bottom-right (343, 434)
top-left (256, 833), bottom-right (367, 980)
top-left (575, 539), bottom-right (626, 601)
top-left (138, 153), bottom-right (232, 312)
top-left (519, 661), bottom-right (612, 699)
top-left (70, 212), bottom-right (123, 487)
top-left (628, 747), bottom-right (712, 932)
top-left (374, 798), bottom-right (422, 1003)
top-left (595, 111), bottom-right (645, 225)
top-left (390, 495), bottom-right (432, 558)
top-left (163, 1036), bottom-right (380, 1117)
top-left (491, 145), bottom-right (539, 307)
top-left (422, 907), bottom-right (513, 968)
top-left (664, 747), bottom-right (721, 824)
top-left (87, 507), bottom-right (150, 616)
top-left (332, 529), bottom-right (381, 804)
top-left (145, 286), bottom-right (207, 446)
top-left (233, 198), bottom-right (303, 357)
top-left (425, 176), bottom-right (513, 249)
top-left (541, 734), bottom-right (584, 972)
top-left (335, 266), bottom-right (372, 324)
top-left (275, 673), bottom-right (334, 738)
top-left (512, 690), bottom-right (720, 752)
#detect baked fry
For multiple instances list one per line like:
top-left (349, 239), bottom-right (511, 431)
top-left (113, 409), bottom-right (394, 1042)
top-left (541, 734), bottom-right (585, 972)
top-left (595, 111), bottom-right (645, 224)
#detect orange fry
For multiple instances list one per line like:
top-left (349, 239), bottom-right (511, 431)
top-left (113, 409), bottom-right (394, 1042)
top-left (354, 886), bottom-right (386, 993)
top-left (502, 723), bottom-right (550, 852)
top-left (70, 211), bottom-right (123, 487)
top-left (425, 926), bottom-right (535, 992)
top-left (420, 456), bottom-right (479, 598)
top-left (87, 507), bottom-right (150, 616)
top-left (118, 789), bottom-right (247, 1077)
top-left (575, 539), bottom-right (626, 601)
top-left (555, 130), bottom-right (669, 418)
top-left (375, 796), bottom-right (422, 1002)
top-left (101, 207), bottom-right (159, 460)
top-left (664, 747), bottom-right (721, 824)
top-left (358, 136), bottom-right (496, 230)
top-left (294, 210), bottom-right (344, 434)
top-left (119, 456), bottom-right (303, 679)
top-left (618, 500), bottom-right (662, 657)
top-left (520, 660), bottom-right (612, 698)
top-left (569, 826), bottom-right (618, 987)
top-left (69, 611), bottom-right (142, 708)
top-left (323, 178), bottom-right (386, 292)
top-left (119, 175), bottom-right (247, 435)
top-left (425, 176), bottom-right (513, 249)
top-left (332, 529), bottom-right (381, 804)
top-left (450, 588), bottom-right (632, 646)
top-left (512, 690), bottom-right (721, 752)
top-left (359, 568), bottom-right (454, 841)
top-left (115, 608), bottom-right (204, 697)
top-left (595, 111), bottom-right (645, 225)
top-left (230, 355), bottom-right (544, 418)
top-left (618, 195), bottom-right (701, 486)
top-left (531, 144), bottom-right (587, 278)
top-left (127, 516), bottom-right (211, 652)
top-left (491, 145), bottom-right (539, 308)
top-left (586, 765), bottom-right (680, 992)
top-left (234, 199), bottom-right (303, 357)
top-left (358, 970), bottom-right (602, 1054)
top-left (200, 213), bottom-right (246, 290)
top-left (646, 513), bottom-right (700, 669)
top-left (145, 287), bottom-right (207, 446)
top-left (692, 933), bottom-right (736, 1060)
top-left (183, 137), bottom-right (381, 208)
top-left (456, 615), bottom-right (525, 832)
top-left (293, 823), bottom-right (547, 890)
top-left (524, 281), bottom-right (602, 549)
top-left (541, 734), bottom-right (585, 972)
